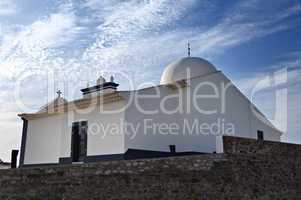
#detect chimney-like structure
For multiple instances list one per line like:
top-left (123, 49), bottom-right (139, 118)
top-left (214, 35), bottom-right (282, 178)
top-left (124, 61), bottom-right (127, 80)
top-left (81, 76), bottom-right (119, 98)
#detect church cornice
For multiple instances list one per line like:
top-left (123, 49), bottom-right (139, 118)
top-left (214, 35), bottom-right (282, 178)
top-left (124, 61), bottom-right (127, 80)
top-left (18, 92), bottom-right (124, 120)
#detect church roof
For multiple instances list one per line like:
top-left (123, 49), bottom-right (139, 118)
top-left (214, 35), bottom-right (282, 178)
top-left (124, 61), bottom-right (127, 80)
top-left (37, 97), bottom-right (68, 113)
top-left (18, 77), bottom-right (189, 120)
top-left (18, 92), bottom-right (124, 120)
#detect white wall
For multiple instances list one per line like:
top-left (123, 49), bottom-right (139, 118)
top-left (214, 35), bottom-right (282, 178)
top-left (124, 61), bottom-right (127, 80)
top-left (25, 101), bottom-right (125, 164)
top-left (250, 109), bottom-right (281, 142)
top-left (123, 74), bottom-right (223, 153)
top-left (123, 72), bottom-right (281, 153)
top-left (24, 115), bottom-right (63, 164)
top-left (24, 71), bottom-right (281, 164)
top-left (220, 74), bottom-right (282, 142)
top-left (59, 101), bottom-right (125, 157)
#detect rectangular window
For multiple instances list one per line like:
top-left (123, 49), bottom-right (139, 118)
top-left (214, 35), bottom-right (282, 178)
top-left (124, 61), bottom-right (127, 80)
top-left (257, 130), bottom-right (264, 140)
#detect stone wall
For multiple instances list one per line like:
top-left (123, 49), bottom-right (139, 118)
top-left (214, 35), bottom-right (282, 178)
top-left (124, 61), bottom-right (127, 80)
top-left (0, 136), bottom-right (300, 199)
top-left (223, 136), bottom-right (301, 157)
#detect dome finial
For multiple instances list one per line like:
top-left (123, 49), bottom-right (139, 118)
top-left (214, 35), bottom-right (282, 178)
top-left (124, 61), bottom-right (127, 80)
top-left (187, 42), bottom-right (191, 57)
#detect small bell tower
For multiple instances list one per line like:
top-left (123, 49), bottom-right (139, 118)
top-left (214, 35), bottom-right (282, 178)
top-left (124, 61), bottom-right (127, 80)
top-left (81, 75), bottom-right (119, 98)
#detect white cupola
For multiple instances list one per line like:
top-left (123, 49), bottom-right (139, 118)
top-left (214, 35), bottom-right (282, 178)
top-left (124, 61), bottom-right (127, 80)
top-left (160, 57), bottom-right (217, 84)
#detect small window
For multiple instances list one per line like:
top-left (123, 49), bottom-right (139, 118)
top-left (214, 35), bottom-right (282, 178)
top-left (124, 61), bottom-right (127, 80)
top-left (257, 130), bottom-right (264, 140)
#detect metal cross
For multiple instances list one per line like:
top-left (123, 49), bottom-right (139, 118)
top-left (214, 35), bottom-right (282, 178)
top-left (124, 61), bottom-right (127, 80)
top-left (57, 90), bottom-right (62, 98)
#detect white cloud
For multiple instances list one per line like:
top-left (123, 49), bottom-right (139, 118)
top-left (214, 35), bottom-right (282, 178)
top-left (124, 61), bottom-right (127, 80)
top-left (24, 13), bottom-right (81, 48)
top-left (85, 0), bottom-right (197, 49)
top-left (82, 0), bottom-right (300, 84)
top-left (0, 1), bottom-right (84, 79)
top-left (0, 13), bottom-right (80, 58)
top-left (0, 1), bottom-right (84, 161)
top-left (1, 0), bottom-right (298, 85)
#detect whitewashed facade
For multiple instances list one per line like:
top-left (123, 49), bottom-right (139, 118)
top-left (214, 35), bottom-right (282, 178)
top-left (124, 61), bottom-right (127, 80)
top-left (19, 57), bottom-right (282, 166)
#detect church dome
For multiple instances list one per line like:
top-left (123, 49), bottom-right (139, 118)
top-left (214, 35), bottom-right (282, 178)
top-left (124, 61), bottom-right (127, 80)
top-left (160, 57), bottom-right (217, 84)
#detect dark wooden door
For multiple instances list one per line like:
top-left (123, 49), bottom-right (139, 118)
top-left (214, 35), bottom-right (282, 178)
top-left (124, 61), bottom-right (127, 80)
top-left (71, 121), bottom-right (87, 162)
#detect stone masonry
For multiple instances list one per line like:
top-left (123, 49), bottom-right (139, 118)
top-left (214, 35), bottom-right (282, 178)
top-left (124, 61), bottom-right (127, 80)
top-left (0, 136), bottom-right (300, 199)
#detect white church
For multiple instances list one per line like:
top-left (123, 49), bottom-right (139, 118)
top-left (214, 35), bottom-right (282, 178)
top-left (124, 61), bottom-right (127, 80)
top-left (18, 55), bottom-right (282, 167)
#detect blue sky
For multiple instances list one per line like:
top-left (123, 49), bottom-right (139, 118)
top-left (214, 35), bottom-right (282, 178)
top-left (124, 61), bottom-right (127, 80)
top-left (0, 0), bottom-right (300, 161)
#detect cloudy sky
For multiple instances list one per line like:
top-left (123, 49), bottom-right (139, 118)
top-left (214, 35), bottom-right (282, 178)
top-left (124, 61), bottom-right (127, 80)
top-left (0, 0), bottom-right (300, 161)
